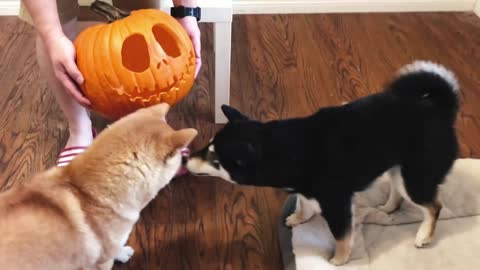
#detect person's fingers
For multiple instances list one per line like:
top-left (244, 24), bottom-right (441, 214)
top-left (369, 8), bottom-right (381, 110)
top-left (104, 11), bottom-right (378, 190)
top-left (57, 71), bottom-right (91, 107)
top-left (195, 58), bottom-right (202, 78)
top-left (63, 59), bottom-right (84, 85)
top-left (191, 31), bottom-right (201, 78)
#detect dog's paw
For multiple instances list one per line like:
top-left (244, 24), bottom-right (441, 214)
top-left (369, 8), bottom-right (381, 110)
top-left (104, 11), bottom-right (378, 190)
top-left (377, 204), bottom-right (397, 214)
top-left (115, 246), bottom-right (135, 263)
top-left (329, 255), bottom-right (348, 266)
top-left (414, 221), bottom-right (434, 248)
top-left (415, 234), bottom-right (432, 248)
top-left (285, 213), bottom-right (304, 227)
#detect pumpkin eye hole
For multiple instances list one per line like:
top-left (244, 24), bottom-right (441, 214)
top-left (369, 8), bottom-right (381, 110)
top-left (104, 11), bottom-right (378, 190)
top-left (121, 34), bottom-right (150, 73)
top-left (152, 24), bottom-right (181, 58)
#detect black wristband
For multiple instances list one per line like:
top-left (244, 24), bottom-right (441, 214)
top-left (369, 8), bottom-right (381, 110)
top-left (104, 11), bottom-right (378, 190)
top-left (171, 6), bottom-right (201, 21)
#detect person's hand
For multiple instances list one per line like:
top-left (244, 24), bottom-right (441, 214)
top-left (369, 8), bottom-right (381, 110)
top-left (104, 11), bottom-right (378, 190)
top-left (176, 16), bottom-right (201, 78)
top-left (44, 33), bottom-right (91, 107)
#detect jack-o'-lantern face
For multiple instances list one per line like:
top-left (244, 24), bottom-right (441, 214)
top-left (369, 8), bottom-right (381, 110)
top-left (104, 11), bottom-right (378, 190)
top-left (75, 8), bottom-right (196, 120)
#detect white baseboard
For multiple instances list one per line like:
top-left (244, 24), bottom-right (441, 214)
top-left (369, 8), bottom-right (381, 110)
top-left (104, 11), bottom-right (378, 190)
top-left (233, 0), bottom-right (476, 14)
top-left (0, 0), bottom-right (20, 16)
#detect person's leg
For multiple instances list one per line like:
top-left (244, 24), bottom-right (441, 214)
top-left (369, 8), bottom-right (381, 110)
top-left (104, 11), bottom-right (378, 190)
top-left (31, 0), bottom-right (94, 166)
top-left (36, 18), bottom-right (94, 151)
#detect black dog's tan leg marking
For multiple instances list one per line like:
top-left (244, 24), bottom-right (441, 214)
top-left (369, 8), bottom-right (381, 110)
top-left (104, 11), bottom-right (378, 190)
top-left (399, 146), bottom-right (453, 248)
top-left (286, 194), bottom-right (321, 227)
top-left (329, 229), bottom-right (354, 266)
top-left (320, 194), bottom-right (354, 266)
top-left (393, 174), bottom-right (443, 247)
top-left (414, 199), bottom-right (442, 248)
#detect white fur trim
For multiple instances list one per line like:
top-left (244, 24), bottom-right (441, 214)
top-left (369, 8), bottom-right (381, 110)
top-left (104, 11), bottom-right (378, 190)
top-left (398, 60), bottom-right (459, 93)
top-left (208, 145), bottom-right (215, 152)
top-left (185, 157), bottom-right (235, 183)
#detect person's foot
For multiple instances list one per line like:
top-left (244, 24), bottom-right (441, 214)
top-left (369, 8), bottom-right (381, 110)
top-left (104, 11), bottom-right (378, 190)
top-left (63, 126), bottom-right (95, 149)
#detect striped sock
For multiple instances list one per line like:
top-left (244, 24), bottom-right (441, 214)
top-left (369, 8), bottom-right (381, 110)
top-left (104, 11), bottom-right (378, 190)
top-left (56, 146), bottom-right (88, 167)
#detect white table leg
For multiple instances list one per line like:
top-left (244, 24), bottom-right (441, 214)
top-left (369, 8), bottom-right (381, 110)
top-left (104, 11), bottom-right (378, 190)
top-left (214, 21), bottom-right (232, 124)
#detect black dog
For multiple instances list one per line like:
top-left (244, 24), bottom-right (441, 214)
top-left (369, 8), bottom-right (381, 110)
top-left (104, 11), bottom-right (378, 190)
top-left (186, 61), bottom-right (459, 265)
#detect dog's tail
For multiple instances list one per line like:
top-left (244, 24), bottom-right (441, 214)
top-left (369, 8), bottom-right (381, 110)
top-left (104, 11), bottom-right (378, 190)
top-left (388, 60), bottom-right (459, 120)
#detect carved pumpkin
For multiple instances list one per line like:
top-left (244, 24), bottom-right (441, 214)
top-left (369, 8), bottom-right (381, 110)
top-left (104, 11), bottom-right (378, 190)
top-left (74, 1), bottom-right (195, 120)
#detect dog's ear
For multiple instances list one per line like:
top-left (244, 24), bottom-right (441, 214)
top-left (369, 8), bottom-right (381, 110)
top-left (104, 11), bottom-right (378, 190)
top-left (170, 128), bottom-right (198, 150)
top-left (146, 103), bottom-right (170, 121)
top-left (221, 105), bottom-right (249, 122)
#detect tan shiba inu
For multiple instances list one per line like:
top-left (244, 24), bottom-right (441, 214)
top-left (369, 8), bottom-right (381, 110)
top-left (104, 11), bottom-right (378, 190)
top-left (0, 103), bottom-right (197, 270)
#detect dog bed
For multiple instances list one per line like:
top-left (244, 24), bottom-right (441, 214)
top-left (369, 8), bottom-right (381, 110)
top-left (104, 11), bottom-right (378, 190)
top-left (278, 158), bottom-right (480, 270)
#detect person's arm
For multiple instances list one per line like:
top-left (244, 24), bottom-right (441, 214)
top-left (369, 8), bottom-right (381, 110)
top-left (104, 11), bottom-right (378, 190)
top-left (172, 0), bottom-right (201, 78)
top-left (173, 0), bottom-right (197, 7)
top-left (22, 0), bottom-right (63, 42)
top-left (21, 0), bottom-right (90, 106)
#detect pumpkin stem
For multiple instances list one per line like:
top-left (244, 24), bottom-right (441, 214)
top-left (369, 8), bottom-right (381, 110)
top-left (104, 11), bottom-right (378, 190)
top-left (90, 0), bottom-right (130, 23)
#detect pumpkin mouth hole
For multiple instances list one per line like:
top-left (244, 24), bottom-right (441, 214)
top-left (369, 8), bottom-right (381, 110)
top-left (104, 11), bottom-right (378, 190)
top-left (122, 34), bottom-right (150, 73)
top-left (152, 24), bottom-right (181, 58)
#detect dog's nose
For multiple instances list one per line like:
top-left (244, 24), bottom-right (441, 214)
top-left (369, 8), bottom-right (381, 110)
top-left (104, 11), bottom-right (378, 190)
top-left (182, 155), bottom-right (188, 165)
top-left (181, 148), bottom-right (190, 165)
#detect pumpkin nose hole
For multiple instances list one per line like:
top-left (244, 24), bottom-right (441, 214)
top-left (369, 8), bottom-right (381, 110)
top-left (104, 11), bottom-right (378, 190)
top-left (152, 24), bottom-right (181, 58)
top-left (122, 34), bottom-right (150, 72)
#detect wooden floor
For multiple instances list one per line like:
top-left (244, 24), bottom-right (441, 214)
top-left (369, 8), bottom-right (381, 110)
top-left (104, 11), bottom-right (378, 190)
top-left (1, 12), bottom-right (480, 270)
